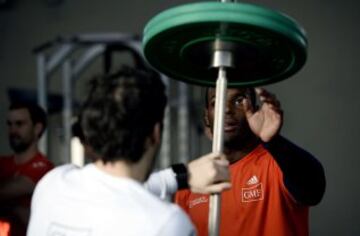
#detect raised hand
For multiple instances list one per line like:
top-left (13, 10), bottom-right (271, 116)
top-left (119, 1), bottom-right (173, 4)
top-left (243, 88), bottom-right (283, 142)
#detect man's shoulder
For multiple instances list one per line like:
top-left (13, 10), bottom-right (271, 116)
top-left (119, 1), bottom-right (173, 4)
top-left (33, 164), bottom-right (78, 196)
top-left (16, 153), bottom-right (54, 183)
top-left (230, 144), bottom-right (273, 169)
top-left (29, 153), bottom-right (54, 168)
top-left (119, 180), bottom-right (185, 218)
top-left (37, 164), bottom-right (77, 182)
top-left (175, 188), bottom-right (192, 202)
top-left (0, 155), bottom-right (13, 163)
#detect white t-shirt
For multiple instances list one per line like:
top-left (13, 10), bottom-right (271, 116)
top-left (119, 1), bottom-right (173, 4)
top-left (144, 168), bottom-right (179, 200)
top-left (27, 164), bottom-right (195, 236)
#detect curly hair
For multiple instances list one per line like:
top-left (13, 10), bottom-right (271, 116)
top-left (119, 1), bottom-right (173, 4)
top-left (80, 66), bottom-right (167, 164)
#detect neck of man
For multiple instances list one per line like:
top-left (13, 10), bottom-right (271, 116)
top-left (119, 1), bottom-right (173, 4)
top-left (223, 134), bottom-right (260, 164)
top-left (94, 147), bottom-right (155, 183)
top-left (14, 143), bottom-right (39, 165)
top-left (94, 160), bottom-right (145, 182)
top-left (93, 132), bottom-right (159, 183)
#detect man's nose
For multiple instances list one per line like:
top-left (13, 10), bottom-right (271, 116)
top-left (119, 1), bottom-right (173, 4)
top-left (225, 101), bottom-right (233, 114)
top-left (8, 125), bottom-right (18, 134)
top-left (225, 105), bottom-right (230, 113)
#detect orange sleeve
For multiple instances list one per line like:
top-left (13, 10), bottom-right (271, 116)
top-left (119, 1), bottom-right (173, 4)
top-left (175, 190), bottom-right (190, 213)
top-left (0, 220), bottom-right (10, 236)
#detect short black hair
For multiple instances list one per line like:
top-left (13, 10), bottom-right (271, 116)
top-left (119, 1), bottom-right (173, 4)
top-left (9, 102), bottom-right (47, 137)
top-left (80, 66), bottom-right (167, 163)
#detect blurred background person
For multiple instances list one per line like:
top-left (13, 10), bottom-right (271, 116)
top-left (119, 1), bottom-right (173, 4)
top-left (0, 102), bottom-right (54, 236)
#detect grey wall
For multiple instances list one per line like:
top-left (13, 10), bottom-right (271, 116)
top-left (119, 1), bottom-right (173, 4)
top-left (1, 0), bottom-right (360, 235)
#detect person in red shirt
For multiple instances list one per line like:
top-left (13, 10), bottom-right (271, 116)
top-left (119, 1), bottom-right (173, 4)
top-left (175, 87), bottom-right (326, 236)
top-left (0, 102), bottom-right (54, 236)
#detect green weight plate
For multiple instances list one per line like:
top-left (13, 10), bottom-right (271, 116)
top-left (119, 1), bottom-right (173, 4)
top-left (143, 2), bottom-right (307, 87)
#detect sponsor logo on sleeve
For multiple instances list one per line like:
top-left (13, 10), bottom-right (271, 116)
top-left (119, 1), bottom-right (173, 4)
top-left (189, 196), bottom-right (208, 208)
top-left (31, 161), bottom-right (46, 168)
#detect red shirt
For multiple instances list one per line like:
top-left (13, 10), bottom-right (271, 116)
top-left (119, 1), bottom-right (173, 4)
top-left (0, 152), bottom-right (53, 181)
top-left (175, 145), bottom-right (309, 236)
top-left (0, 152), bottom-right (54, 236)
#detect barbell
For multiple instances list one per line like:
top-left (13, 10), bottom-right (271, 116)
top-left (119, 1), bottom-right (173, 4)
top-left (143, 1), bottom-right (307, 87)
top-left (142, 1), bottom-right (307, 236)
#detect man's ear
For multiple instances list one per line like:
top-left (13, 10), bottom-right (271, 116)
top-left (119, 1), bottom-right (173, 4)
top-left (151, 122), bottom-right (162, 145)
top-left (203, 109), bottom-right (210, 127)
top-left (34, 123), bottom-right (43, 139)
top-left (203, 109), bottom-right (213, 140)
top-left (204, 126), bottom-right (213, 140)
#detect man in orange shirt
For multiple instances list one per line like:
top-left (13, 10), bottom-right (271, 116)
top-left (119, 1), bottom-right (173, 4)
top-left (0, 102), bottom-right (54, 236)
top-left (176, 87), bottom-right (326, 236)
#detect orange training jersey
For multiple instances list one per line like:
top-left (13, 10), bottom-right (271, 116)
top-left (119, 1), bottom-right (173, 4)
top-left (175, 144), bottom-right (309, 236)
top-left (0, 152), bottom-right (54, 185)
top-left (0, 152), bottom-right (54, 236)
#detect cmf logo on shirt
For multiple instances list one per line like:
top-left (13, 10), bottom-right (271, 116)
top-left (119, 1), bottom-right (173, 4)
top-left (242, 176), bottom-right (264, 202)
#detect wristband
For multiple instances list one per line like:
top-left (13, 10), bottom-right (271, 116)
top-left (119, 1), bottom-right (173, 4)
top-left (171, 163), bottom-right (189, 190)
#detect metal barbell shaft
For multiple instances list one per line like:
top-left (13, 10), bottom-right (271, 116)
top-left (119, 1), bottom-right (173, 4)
top-left (208, 50), bottom-right (231, 236)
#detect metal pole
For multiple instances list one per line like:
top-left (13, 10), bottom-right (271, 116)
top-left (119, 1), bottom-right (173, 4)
top-left (160, 107), bottom-right (171, 169)
top-left (62, 60), bottom-right (73, 164)
top-left (37, 54), bottom-right (48, 155)
top-left (178, 82), bottom-right (189, 164)
top-left (75, 32), bottom-right (136, 44)
top-left (208, 68), bottom-right (227, 236)
top-left (46, 44), bottom-right (74, 75)
top-left (208, 50), bottom-right (232, 236)
top-left (159, 76), bottom-right (171, 169)
top-left (72, 45), bottom-right (106, 79)
top-left (36, 44), bottom-right (75, 157)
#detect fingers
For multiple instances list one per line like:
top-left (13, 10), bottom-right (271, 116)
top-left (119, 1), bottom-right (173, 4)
top-left (255, 87), bottom-right (281, 108)
top-left (212, 159), bottom-right (230, 179)
top-left (242, 98), bottom-right (254, 120)
top-left (201, 182), bottom-right (232, 194)
top-left (205, 152), bottom-right (228, 162)
top-left (188, 152), bottom-right (231, 194)
top-left (214, 158), bottom-right (230, 168)
top-left (199, 153), bottom-right (230, 181)
top-left (255, 88), bottom-right (284, 117)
